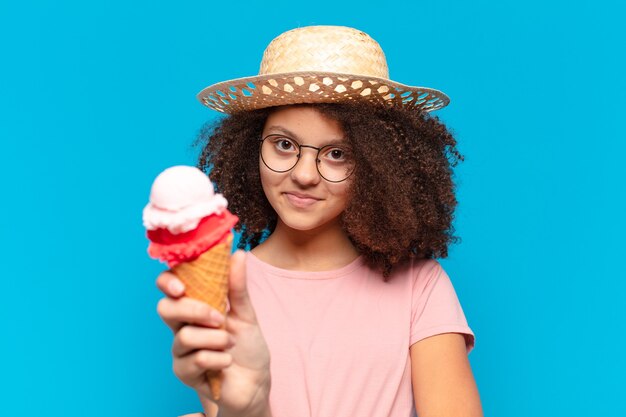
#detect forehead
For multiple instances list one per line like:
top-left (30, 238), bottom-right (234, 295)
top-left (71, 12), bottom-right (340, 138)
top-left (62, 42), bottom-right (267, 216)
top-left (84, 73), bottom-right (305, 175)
top-left (262, 106), bottom-right (345, 144)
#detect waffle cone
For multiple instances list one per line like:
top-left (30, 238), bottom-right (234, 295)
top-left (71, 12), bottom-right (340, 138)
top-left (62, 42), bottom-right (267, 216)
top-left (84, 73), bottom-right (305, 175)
top-left (170, 236), bottom-right (232, 400)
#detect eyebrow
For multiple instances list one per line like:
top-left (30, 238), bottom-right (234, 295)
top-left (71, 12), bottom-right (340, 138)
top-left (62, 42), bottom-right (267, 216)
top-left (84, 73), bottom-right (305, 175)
top-left (264, 125), bottom-right (347, 145)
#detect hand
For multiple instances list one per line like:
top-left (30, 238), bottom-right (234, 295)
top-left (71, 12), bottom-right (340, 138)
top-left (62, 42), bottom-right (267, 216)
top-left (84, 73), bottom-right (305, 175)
top-left (156, 250), bottom-right (272, 417)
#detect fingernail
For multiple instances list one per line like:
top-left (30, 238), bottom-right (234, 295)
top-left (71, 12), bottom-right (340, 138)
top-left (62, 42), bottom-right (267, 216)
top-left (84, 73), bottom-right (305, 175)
top-left (168, 279), bottom-right (184, 295)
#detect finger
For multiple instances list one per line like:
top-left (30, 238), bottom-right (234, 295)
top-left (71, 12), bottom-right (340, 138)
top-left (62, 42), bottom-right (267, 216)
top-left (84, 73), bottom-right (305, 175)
top-left (173, 350), bottom-right (233, 384)
top-left (228, 250), bottom-right (257, 322)
top-left (156, 271), bottom-right (185, 298)
top-left (157, 298), bottom-right (182, 332)
top-left (172, 325), bottom-right (235, 357)
top-left (157, 297), bottom-right (225, 333)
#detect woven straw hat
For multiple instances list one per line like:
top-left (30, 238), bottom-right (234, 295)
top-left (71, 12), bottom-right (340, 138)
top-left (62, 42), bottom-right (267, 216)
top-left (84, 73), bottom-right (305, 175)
top-left (197, 25), bottom-right (450, 114)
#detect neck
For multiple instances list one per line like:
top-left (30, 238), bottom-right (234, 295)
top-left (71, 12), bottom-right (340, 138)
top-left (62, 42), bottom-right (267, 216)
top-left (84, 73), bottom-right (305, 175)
top-left (253, 218), bottom-right (359, 271)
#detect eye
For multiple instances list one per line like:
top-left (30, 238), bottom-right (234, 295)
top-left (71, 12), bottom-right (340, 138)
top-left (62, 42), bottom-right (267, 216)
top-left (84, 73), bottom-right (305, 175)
top-left (278, 140), bottom-right (294, 151)
top-left (329, 149), bottom-right (345, 160)
top-left (268, 136), bottom-right (297, 153)
top-left (322, 146), bottom-right (349, 162)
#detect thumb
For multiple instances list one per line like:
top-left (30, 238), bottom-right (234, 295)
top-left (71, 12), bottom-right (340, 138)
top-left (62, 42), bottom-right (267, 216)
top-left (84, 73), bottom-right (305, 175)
top-left (228, 250), bottom-right (257, 322)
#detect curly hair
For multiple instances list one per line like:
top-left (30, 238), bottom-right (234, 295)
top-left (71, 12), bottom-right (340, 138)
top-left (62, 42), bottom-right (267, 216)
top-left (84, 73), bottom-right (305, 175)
top-left (195, 101), bottom-right (464, 278)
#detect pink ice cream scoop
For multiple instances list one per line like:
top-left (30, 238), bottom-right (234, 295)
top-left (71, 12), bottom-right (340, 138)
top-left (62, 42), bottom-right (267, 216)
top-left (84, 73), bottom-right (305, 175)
top-left (143, 165), bottom-right (239, 267)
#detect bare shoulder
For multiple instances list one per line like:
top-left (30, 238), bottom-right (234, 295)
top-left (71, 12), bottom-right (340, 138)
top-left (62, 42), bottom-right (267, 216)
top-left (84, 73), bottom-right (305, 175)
top-left (410, 333), bottom-right (483, 417)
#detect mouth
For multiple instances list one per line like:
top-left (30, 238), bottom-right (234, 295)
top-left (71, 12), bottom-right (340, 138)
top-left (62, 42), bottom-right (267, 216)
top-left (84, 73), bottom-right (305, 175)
top-left (283, 192), bottom-right (321, 208)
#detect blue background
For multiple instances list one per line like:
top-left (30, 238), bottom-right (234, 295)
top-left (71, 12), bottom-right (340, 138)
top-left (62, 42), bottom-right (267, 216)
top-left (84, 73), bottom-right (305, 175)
top-left (1, 0), bottom-right (624, 415)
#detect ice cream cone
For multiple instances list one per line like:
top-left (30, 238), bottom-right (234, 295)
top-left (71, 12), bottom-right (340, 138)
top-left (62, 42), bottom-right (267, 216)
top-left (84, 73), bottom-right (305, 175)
top-left (144, 166), bottom-right (239, 400)
top-left (170, 236), bottom-right (232, 400)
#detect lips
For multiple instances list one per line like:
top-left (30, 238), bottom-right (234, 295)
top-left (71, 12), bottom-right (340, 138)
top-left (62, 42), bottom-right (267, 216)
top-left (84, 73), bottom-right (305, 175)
top-left (283, 191), bottom-right (321, 208)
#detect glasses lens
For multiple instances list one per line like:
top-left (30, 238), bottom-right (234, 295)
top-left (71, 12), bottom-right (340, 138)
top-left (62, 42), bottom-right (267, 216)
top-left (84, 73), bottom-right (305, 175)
top-left (261, 136), bottom-right (299, 172)
top-left (317, 145), bottom-right (355, 182)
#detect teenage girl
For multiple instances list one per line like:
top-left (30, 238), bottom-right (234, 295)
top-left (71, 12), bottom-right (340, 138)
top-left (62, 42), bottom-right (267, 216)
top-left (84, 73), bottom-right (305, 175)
top-left (155, 26), bottom-right (483, 417)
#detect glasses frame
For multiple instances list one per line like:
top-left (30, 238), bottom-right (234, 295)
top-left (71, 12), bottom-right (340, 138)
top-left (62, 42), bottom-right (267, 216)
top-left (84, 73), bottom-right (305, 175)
top-left (259, 134), bottom-right (355, 183)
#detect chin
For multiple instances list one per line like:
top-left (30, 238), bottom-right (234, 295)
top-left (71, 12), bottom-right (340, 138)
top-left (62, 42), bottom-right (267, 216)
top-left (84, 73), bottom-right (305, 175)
top-left (279, 212), bottom-right (342, 233)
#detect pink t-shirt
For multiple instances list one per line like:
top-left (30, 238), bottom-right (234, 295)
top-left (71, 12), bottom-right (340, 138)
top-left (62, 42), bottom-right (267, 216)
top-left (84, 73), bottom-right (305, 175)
top-left (246, 252), bottom-right (475, 417)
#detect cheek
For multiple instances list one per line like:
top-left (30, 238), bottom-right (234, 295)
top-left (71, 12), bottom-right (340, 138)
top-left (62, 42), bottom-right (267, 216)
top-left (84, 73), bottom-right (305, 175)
top-left (259, 162), bottom-right (281, 199)
top-left (259, 162), bottom-right (270, 198)
top-left (327, 181), bottom-right (352, 209)
top-left (259, 159), bottom-right (267, 187)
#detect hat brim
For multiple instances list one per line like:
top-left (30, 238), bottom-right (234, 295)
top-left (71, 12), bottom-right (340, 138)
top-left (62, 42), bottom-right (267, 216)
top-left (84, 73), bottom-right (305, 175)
top-left (196, 71), bottom-right (450, 114)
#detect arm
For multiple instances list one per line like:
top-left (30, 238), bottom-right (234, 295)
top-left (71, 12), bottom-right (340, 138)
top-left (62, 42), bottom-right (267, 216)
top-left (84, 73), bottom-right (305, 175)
top-left (410, 333), bottom-right (483, 417)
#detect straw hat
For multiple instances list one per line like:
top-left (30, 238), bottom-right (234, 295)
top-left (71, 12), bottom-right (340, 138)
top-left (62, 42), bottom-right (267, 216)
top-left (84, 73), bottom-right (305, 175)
top-left (197, 25), bottom-right (450, 114)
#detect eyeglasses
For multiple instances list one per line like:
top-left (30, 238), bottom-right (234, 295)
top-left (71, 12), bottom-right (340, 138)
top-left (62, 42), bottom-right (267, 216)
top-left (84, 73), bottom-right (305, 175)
top-left (259, 134), bottom-right (355, 183)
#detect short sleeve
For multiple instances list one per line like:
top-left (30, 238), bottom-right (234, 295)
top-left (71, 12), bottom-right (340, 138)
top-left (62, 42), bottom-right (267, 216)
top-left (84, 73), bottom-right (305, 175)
top-left (410, 260), bottom-right (475, 353)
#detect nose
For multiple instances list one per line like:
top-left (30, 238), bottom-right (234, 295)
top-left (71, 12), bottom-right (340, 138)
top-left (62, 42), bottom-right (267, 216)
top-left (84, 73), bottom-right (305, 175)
top-left (290, 147), bottom-right (321, 186)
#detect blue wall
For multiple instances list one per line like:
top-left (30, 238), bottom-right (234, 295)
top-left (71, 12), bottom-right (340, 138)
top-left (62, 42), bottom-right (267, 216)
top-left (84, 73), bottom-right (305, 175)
top-left (1, 1), bottom-right (624, 415)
